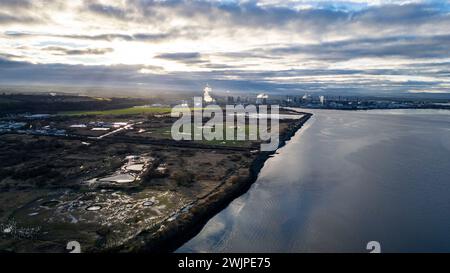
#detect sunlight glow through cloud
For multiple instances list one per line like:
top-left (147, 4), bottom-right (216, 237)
top-left (0, 0), bottom-right (449, 95)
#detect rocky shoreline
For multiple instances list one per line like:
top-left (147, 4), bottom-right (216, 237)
top-left (114, 111), bottom-right (312, 252)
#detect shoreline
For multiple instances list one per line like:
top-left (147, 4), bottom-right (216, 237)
top-left (113, 110), bottom-right (313, 252)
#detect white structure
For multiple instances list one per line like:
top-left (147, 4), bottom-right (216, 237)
top-left (256, 93), bottom-right (268, 104)
top-left (319, 95), bottom-right (325, 105)
top-left (203, 84), bottom-right (215, 103)
top-left (180, 100), bottom-right (189, 107)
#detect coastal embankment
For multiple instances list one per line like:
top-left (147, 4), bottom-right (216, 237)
top-left (115, 111), bottom-right (312, 252)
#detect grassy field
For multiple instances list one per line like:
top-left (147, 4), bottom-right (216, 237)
top-left (59, 106), bottom-right (216, 116)
top-left (163, 123), bottom-right (259, 148)
top-left (60, 107), bottom-right (172, 116)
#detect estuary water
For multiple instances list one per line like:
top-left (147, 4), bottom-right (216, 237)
top-left (177, 109), bottom-right (450, 253)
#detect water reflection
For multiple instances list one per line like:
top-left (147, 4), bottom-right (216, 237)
top-left (178, 109), bottom-right (450, 253)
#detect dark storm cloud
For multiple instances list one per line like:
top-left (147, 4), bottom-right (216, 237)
top-left (0, 57), bottom-right (30, 68)
top-left (262, 34), bottom-right (450, 61)
top-left (0, 57), bottom-right (163, 85)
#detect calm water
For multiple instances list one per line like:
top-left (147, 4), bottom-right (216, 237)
top-left (177, 109), bottom-right (450, 253)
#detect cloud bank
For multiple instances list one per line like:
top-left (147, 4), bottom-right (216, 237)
top-left (0, 0), bottom-right (449, 95)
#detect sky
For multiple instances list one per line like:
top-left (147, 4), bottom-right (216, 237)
top-left (0, 0), bottom-right (450, 96)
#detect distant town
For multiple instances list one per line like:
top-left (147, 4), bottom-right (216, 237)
top-left (225, 93), bottom-right (450, 110)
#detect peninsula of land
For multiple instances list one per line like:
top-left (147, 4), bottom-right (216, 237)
top-left (0, 94), bottom-right (311, 252)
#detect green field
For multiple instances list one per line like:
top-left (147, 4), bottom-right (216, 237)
top-left (60, 107), bottom-right (172, 116)
top-left (169, 123), bottom-right (259, 148)
top-left (60, 106), bottom-right (214, 116)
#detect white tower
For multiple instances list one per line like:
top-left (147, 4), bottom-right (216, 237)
top-left (319, 95), bottom-right (325, 105)
top-left (256, 93), bottom-right (268, 104)
top-left (203, 84), bottom-right (215, 103)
